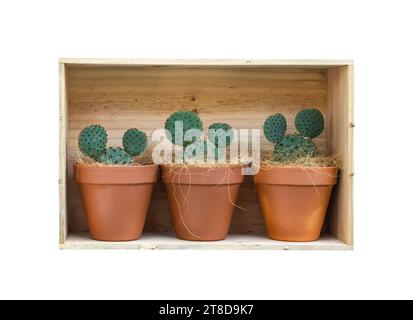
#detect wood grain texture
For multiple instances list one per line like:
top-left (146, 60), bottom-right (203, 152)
top-left (59, 63), bottom-right (68, 244)
top-left (66, 66), bottom-right (328, 233)
top-left (326, 66), bottom-right (354, 245)
top-left (62, 232), bottom-right (351, 250)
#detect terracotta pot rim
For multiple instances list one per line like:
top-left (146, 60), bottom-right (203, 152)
top-left (161, 163), bottom-right (244, 185)
top-left (255, 165), bottom-right (338, 186)
top-left (74, 163), bottom-right (158, 185)
top-left (160, 163), bottom-right (245, 168)
top-left (259, 164), bottom-right (338, 170)
top-left (74, 163), bottom-right (157, 169)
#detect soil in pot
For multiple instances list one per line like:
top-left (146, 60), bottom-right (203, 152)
top-left (255, 166), bottom-right (338, 242)
top-left (74, 164), bottom-right (158, 241)
top-left (161, 164), bottom-right (244, 241)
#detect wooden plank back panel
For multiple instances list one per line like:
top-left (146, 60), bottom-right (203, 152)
top-left (326, 66), bottom-right (354, 245)
top-left (67, 66), bottom-right (328, 233)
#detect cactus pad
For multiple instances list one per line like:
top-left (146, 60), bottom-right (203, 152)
top-left (295, 108), bottom-right (324, 138)
top-left (165, 111), bottom-right (203, 146)
top-left (207, 122), bottom-right (234, 147)
top-left (122, 128), bottom-right (148, 157)
top-left (274, 134), bottom-right (318, 162)
top-left (78, 125), bottom-right (107, 160)
top-left (264, 114), bottom-right (287, 143)
top-left (99, 147), bottom-right (132, 165)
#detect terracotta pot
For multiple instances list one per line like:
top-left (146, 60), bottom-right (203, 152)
top-left (161, 164), bottom-right (244, 241)
top-left (74, 164), bottom-right (157, 241)
top-left (255, 166), bottom-right (338, 242)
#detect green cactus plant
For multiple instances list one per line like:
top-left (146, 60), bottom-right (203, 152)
top-left (274, 134), bottom-right (317, 162)
top-left (78, 125), bottom-right (149, 165)
top-left (99, 147), bottom-right (132, 165)
top-left (263, 108), bottom-right (324, 162)
top-left (122, 128), bottom-right (148, 157)
top-left (78, 125), bottom-right (107, 160)
top-left (164, 111), bottom-right (237, 164)
top-left (264, 114), bottom-right (287, 143)
top-left (295, 108), bottom-right (324, 138)
top-left (165, 111), bottom-right (203, 146)
top-left (207, 122), bottom-right (234, 147)
top-left (207, 122), bottom-right (234, 162)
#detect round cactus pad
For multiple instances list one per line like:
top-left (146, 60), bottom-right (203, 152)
top-left (207, 122), bottom-right (234, 147)
top-left (165, 111), bottom-right (203, 146)
top-left (264, 114), bottom-right (287, 143)
top-left (295, 108), bottom-right (324, 138)
top-left (122, 128), bottom-right (148, 157)
top-left (78, 124), bottom-right (108, 160)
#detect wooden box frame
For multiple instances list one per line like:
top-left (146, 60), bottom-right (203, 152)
top-left (59, 59), bottom-right (354, 250)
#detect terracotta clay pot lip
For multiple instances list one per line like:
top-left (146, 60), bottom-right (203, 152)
top-left (255, 165), bottom-right (338, 186)
top-left (74, 162), bottom-right (157, 169)
top-left (160, 163), bottom-right (244, 185)
top-left (74, 163), bottom-right (158, 185)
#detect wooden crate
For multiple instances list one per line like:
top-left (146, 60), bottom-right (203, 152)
top-left (59, 59), bottom-right (354, 250)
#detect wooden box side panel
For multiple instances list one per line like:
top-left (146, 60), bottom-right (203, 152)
top-left (326, 66), bottom-right (354, 245)
top-left (59, 63), bottom-right (69, 244)
top-left (66, 66), bottom-right (328, 233)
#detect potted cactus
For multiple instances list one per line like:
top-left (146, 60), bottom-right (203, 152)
top-left (255, 108), bottom-right (338, 242)
top-left (74, 125), bottom-right (157, 241)
top-left (161, 111), bottom-right (244, 241)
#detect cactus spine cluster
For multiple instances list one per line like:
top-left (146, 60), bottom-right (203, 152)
top-left (78, 125), bottom-right (148, 165)
top-left (264, 108), bottom-right (324, 162)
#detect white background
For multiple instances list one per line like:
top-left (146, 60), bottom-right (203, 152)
top-left (0, 0), bottom-right (412, 300)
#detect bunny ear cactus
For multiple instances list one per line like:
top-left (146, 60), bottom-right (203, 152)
top-left (207, 122), bottom-right (234, 162)
top-left (263, 108), bottom-right (324, 162)
top-left (274, 134), bottom-right (317, 162)
top-left (295, 108), bottom-right (324, 138)
top-left (207, 123), bottom-right (234, 147)
top-left (122, 128), bottom-right (148, 157)
top-left (264, 114), bottom-right (287, 143)
top-left (99, 147), bottom-right (132, 165)
top-left (78, 125), bottom-right (148, 165)
top-left (165, 111), bottom-right (203, 147)
top-left (183, 122), bottom-right (234, 163)
top-left (78, 125), bottom-right (108, 160)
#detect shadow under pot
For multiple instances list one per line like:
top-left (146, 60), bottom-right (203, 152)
top-left (161, 164), bottom-right (244, 241)
top-left (254, 166), bottom-right (338, 242)
top-left (74, 164), bottom-right (158, 241)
